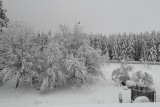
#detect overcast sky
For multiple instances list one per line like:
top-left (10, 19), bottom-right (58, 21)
top-left (3, 0), bottom-right (160, 34)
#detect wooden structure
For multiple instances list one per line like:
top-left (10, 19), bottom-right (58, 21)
top-left (131, 86), bottom-right (156, 102)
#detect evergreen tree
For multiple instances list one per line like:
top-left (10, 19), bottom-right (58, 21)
top-left (157, 43), bottom-right (160, 61)
top-left (148, 36), bottom-right (157, 62)
top-left (126, 33), bottom-right (135, 61)
top-left (0, 0), bottom-right (9, 30)
top-left (112, 36), bottom-right (118, 60)
top-left (121, 33), bottom-right (128, 60)
top-left (141, 36), bottom-right (148, 62)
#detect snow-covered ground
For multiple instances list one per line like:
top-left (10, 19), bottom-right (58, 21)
top-left (0, 63), bottom-right (159, 107)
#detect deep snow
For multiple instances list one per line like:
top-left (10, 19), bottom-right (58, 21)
top-left (0, 63), bottom-right (160, 107)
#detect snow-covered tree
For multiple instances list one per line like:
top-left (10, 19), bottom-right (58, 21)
top-left (126, 34), bottom-right (135, 61)
top-left (0, 22), bottom-right (36, 88)
top-left (37, 24), bottom-right (106, 92)
top-left (112, 62), bottom-right (133, 84)
top-left (147, 34), bottom-right (157, 62)
top-left (0, 0), bottom-right (9, 30)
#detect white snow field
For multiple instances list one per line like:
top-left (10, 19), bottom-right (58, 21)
top-left (0, 63), bottom-right (160, 107)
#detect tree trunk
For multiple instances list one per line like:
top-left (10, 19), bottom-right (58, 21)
top-left (15, 77), bottom-right (20, 88)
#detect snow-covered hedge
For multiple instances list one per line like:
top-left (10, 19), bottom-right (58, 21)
top-left (126, 80), bottom-right (136, 88)
top-left (132, 71), bottom-right (153, 87)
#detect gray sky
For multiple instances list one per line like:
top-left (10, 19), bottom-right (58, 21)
top-left (3, 0), bottom-right (160, 34)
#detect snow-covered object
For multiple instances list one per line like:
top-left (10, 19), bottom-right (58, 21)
top-left (133, 96), bottom-right (150, 103)
top-left (123, 86), bottom-right (128, 90)
top-left (137, 79), bottom-right (145, 87)
top-left (119, 92), bottom-right (123, 100)
top-left (112, 78), bottom-right (122, 87)
top-left (132, 71), bottom-right (153, 87)
top-left (126, 80), bottom-right (136, 87)
top-left (132, 71), bottom-right (141, 82)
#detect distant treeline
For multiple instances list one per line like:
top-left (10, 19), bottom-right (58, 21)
top-left (89, 31), bottom-right (160, 62)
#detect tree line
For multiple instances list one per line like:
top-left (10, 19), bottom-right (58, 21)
top-left (89, 31), bottom-right (160, 62)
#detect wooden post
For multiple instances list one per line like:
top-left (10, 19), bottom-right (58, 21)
top-left (155, 91), bottom-right (156, 102)
top-left (119, 92), bottom-right (123, 103)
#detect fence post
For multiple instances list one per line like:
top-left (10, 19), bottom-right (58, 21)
top-left (155, 91), bottom-right (156, 102)
top-left (119, 92), bottom-right (123, 103)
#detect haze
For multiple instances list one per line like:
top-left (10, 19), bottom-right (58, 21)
top-left (3, 0), bottom-right (160, 34)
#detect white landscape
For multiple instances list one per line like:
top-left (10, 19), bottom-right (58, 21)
top-left (1, 0), bottom-right (160, 107)
top-left (0, 63), bottom-right (160, 107)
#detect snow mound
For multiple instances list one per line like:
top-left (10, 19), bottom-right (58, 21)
top-left (133, 96), bottom-right (150, 103)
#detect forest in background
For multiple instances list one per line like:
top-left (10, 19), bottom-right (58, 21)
top-left (89, 31), bottom-right (160, 62)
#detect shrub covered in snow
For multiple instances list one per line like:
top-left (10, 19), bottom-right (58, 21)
top-left (132, 71), bottom-right (142, 82)
top-left (32, 24), bottom-right (107, 93)
top-left (112, 62), bottom-right (133, 85)
top-left (126, 80), bottom-right (136, 88)
top-left (132, 71), bottom-right (153, 87)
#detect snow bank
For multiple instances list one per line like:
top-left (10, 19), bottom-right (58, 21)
top-left (133, 96), bottom-right (150, 103)
top-left (0, 63), bottom-right (160, 107)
